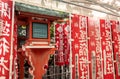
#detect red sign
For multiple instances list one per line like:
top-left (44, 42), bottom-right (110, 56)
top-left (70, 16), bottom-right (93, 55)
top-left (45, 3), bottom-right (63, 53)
top-left (111, 20), bottom-right (120, 79)
top-left (88, 18), bottom-right (103, 79)
top-left (0, 0), bottom-right (16, 79)
top-left (100, 19), bottom-right (115, 79)
top-left (71, 14), bottom-right (89, 79)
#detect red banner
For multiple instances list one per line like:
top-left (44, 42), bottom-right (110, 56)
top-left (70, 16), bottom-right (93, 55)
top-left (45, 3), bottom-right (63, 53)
top-left (0, 0), bottom-right (16, 79)
top-left (71, 14), bottom-right (80, 79)
top-left (88, 18), bottom-right (103, 79)
top-left (55, 22), bottom-right (70, 65)
top-left (100, 19), bottom-right (115, 79)
top-left (111, 20), bottom-right (120, 79)
top-left (71, 14), bottom-right (89, 79)
top-left (55, 23), bottom-right (64, 65)
top-left (63, 21), bottom-right (70, 65)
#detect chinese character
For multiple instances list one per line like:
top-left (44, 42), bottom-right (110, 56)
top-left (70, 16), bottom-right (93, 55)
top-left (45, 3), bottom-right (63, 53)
top-left (3, 21), bottom-right (10, 36)
top-left (0, 57), bottom-right (9, 74)
top-left (0, 2), bottom-right (10, 19)
top-left (0, 38), bottom-right (10, 55)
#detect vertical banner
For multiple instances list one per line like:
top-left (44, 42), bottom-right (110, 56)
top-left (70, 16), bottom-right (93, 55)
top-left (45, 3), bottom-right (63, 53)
top-left (100, 19), bottom-right (115, 79)
top-left (88, 18), bottom-right (103, 79)
top-left (88, 18), bottom-right (96, 79)
top-left (71, 14), bottom-right (89, 79)
top-left (111, 21), bottom-right (120, 79)
top-left (71, 14), bottom-right (80, 79)
top-left (63, 21), bottom-right (70, 65)
top-left (0, 0), bottom-right (15, 79)
top-left (55, 23), bottom-right (64, 65)
top-left (55, 21), bottom-right (70, 66)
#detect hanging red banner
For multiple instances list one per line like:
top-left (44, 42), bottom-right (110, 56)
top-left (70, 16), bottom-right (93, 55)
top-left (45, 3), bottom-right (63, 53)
top-left (71, 14), bottom-right (80, 79)
top-left (71, 14), bottom-right (89, 79)
top-left (0, 0), bottom-right (14, 79)
top-left (63, 21), bottom-right (70, 65)
top-left (88, 18), bottom-right (103, 79)
top-left (111, 20), bottom-right (120, 79)
top-left (100, 19), bottom-right (115, 79)
top-left (55, 23), bottom-right (64, 65)
top-left (88, 17), bottom-right (96, 79)
top-left (55, 21), bottom-right (70, 66)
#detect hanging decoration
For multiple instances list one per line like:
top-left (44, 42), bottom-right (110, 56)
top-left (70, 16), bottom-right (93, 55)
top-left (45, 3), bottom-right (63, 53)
top-left (63, 21), bottom-right (70, 65)
top-left (55, 23), bottom-right (64, 65)
top-left (55, 21), bottom-right (70, 66)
